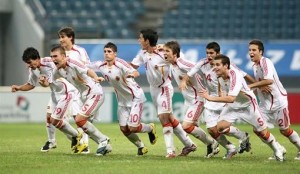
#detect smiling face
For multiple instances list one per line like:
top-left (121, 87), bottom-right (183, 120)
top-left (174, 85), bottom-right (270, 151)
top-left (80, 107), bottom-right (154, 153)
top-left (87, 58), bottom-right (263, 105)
top-left (59, 34), bottom-right (73, 50)
top-left (51, 50), bottom-right (67, 69)
top-left (248, 44), bottom-right (263, 64)
top-left (212, 59), bottom-right (228, 77)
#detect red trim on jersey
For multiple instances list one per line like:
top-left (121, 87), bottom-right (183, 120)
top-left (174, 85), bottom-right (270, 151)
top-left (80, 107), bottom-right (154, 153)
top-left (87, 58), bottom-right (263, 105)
top-left (98, 62), bottom-right (107, 68)
top-left (229, 70), bottom-right (236, 92)
top-left (71, 46), bottom-right (81, 56)
top-left (274, 75), bottom-right (287, 96)
top-left (116, 58), bottom-right (131, 68)
top-left (68, 58), bottom-right (86, 69)
top-left (261, 58), bottom-right (268, 76)
top-left (178, 58), bottom-right (194, 68)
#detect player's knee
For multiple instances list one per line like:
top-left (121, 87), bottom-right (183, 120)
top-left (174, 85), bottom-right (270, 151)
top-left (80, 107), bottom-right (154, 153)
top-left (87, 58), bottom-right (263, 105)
top-left (184, 125), bottom-right (195, 134)
top-left (75, 118), bottom-right (87, 128)
top-left (217, 126), bottom-right (229, 134)
top-left (120, 126), bottom-right (131, 136)
top-left (52, 119), bottom-right (64, 129)
top-left (280, 127), bottom-right (293, 137)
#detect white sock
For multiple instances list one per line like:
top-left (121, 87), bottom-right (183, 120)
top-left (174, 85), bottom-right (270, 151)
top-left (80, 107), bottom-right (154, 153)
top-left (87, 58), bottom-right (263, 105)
top-left (139, 123), bottom-right (152, 133)
top-left (163, 126), bottom-right (175, 153)
top-left (59, 121), bottom-right (78, 137)
top-left (47, 123), bottom-right (56, 143)
top-left (227, 126), bottom-right (247, 140)
top-left (288, 130), bottom-right (300, 150)
top-left (216, 134), bottom-right (233, 149)
top-left (82, 121), bottom-right (108, 144)
top-left (173, 123), bottom-right (193, 147)
top-left (127, 133), bottom-right (144, 148)
top-left (190, 126), bottom-right (214, 145)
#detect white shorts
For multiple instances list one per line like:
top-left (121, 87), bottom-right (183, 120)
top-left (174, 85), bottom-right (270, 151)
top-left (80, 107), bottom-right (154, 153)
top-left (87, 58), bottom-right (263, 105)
top-left (201, 108), bottom-right (221, 128)
top-left (118, 101), bottom-right (144, 127)
top-left (79, 93), bottom-right (104, 118)
top-left (219, 103), bottom-right (267, 132)
top-left (262, 106), bottom-right (290, 130)
top-left (183, 101), bottom-right (204, 123)
top-left (51, 93), bottom-right (73, 120)
top-left (150, 85), bottom-right (173, 115)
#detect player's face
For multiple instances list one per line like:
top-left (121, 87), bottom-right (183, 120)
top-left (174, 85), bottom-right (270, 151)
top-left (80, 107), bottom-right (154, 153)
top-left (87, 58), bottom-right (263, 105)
top-left (59, 34), bottom-right (72, 48)
top-left (248, 44), bottom-right (262, 63)
top-left (138, 33), bottom-right (148, 50)
top-left (206, 48), bottom-right (218, 64)
top-left (25, 59), bottom-right (40, 70)
top-left (212, 59), bottom-right (226, 77)
top-left (51, 50), bottom-right (66, 69)
top-left (163, 46), bottom-right (176, 64)
top-left (104, 48), bottom-right (116, 62)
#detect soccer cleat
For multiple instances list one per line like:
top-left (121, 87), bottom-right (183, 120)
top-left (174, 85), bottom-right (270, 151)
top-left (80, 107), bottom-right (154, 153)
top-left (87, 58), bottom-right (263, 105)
top-left (148, 123), bottom-right (158, 145)
top-left (205, 140), bottom-right (220, 158)
top-left (74, 143), bottom-right (88, 154)
top-left (223, 147), bottom-right (237, 159)
top-left (238, 132), bottom-right (251, 154)
top-left (96, 139), bottom-right (112, 156)
top-left (41, 141), bottom-right (57, 152)
top-left (137, 147), bottom-right (148, 156)
top-left (165, 151), bottom-right (176, 158)
top-left (178, 144), bottom-right (197, 156)
top-left (80, 145), bottom-right (90, 154)
top-left (71, 132), bottom-right (83, 152)
top-left (294, 152), bottom-right (300, 160)
top-left (268, 145), bottom-right (286, 160)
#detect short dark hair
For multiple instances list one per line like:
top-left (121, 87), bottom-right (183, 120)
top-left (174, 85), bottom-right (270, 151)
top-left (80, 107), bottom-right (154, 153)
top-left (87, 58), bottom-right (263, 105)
top-left (104, 42), bottom-right (117, 52)
top-left (164, 41), bottom-right (180, 58)
top-left (50, 45), bottom-right (66, 56)
top-left (58, 27), bottom-right (75, 44)
top-left (206, 42), bottom-right (220, 53)
top-left (214, 54), bottom-right (230, 69)
top-left (22, 47), bottom-right (40, 62)
top-left (140, 29), bottom-right (158, 47)
top-left (249, 39), bottom-right (264, 55)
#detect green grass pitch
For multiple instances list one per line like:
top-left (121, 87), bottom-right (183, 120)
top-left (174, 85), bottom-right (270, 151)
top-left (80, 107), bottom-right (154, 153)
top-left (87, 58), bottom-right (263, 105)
top-left (0, 123), bottom-right (300, 174)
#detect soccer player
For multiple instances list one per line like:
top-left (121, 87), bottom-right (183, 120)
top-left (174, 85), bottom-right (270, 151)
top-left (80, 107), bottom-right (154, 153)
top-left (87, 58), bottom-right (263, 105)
top-left (248, 39), bottom-right (300, 160)
top-left (180, 42), bottom-right (241, 158)
top-left (11, 47), bottom-right (84, 153)
top-left (130, 29), bottom-right (196, 158)
top-left (59, 27), bottom-right (91, 153)
top-left (163, 41), bottom-right (219, 157)
top-left (88, 42), bottom-right (158, 155)
top-left (50, 45), bottom-right (112, 156)
top-left (199, 54), bottom-right (285, 161)
top-left (41, 26), bottom-right (92, 153)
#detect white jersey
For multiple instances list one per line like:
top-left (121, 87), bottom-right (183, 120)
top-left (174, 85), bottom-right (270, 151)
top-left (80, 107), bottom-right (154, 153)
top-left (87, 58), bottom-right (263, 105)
top-left (58, 58), bottom-right (103, 97)
top-left (219, 68), bottom-right (256, 109)
top-left (66, 44), bottom-right (90, 65)
top-left (88, 58), bottom-right (146, 107)
top-left (170, 57), bottom-right (205, 105)
top-left (253, 57), bottom-right (288, 112)
top-left (187, 58), bottom-right (225, 110)
top-left (131, 50), bottom-right (172, 87)
top-left (27, 57), bottom-right (77, 103)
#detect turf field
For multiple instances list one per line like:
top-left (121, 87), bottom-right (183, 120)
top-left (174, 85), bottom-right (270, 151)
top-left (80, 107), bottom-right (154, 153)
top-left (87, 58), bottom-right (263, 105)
top-left (0, 123), bottom-right (300, 174)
